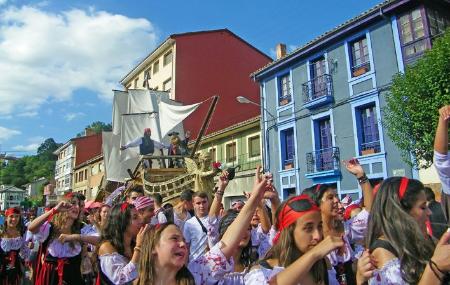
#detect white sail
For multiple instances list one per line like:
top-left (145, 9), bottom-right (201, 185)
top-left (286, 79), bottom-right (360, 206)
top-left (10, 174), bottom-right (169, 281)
top-left (112, 90), bottom-right (129, 135)
top-left (159, 101), bottom-right (200, 138)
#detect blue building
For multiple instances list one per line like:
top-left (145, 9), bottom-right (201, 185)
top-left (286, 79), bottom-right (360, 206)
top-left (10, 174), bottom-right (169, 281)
top-left (252, 0), bottom-right (450, 200)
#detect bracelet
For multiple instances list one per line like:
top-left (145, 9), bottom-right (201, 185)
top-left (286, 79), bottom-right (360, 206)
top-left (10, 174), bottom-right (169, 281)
top-left (357, 174), bottom-right (369, 185)
top-left (134, 246), bottom-right (141, 252)
top-left (429, 260), bottom-right (444, 281)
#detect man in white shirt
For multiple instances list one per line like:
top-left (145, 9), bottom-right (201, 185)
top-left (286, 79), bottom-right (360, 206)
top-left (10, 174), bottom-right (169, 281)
top-left (434, 105), bottom-right (450, 222)
top-left (183, 174), bottom-right (228, 261)
top-left (120, 128), bottom-right (168, 168)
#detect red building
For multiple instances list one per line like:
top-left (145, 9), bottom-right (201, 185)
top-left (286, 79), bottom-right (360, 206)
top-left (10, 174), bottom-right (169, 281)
top-left (121, 29), bottom-right (272, 140)
top-left (73, 133), bottom-right (103, 167)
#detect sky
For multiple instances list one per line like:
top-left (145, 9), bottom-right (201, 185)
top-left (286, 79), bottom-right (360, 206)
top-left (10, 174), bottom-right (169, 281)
top-left (0, 0), bottom-right (382, 157)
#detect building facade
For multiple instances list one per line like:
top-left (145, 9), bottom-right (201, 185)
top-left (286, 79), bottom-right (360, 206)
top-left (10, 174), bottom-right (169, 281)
top-left (0, 185), bottom-right (26, 210)
top-left (72, 134), bottom-right (103, 200)
top-left (120, 29), bottom-right (272, 142)
top-left (253, 0), bottom-right (450, 200)
top-left (22, 177), bottom-right (47, 198)
top-left (192, 116), bottom-right (262, 208)
top-left (53, 141), bottom-right (75, 196)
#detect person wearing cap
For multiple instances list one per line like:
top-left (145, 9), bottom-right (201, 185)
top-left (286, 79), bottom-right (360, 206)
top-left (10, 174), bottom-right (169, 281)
top-left (133, 196), bottom-right (155, 225)
top-left (167, 131), bottom-right (190, 168)
top-left (120, 128), bottom-right (169, 168)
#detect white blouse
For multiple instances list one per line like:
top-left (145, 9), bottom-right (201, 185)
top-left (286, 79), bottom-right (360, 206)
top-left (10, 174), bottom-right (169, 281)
top-left (245, 265), bottom-right (339, 285)
top-left (368, 258), bottom-right (406, 285)
top-left (98, 252), bottom-right (138, 285)
top-left (0, 236), bottom-right (30, 260)
top-left (34, 221), bottom-right (86, 258)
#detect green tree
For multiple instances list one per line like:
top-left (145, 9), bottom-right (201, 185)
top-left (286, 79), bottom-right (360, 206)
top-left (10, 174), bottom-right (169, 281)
top-left (76, 121), bottom-right (112, 137)
top-left (384, 29), bottom-right (450, 168)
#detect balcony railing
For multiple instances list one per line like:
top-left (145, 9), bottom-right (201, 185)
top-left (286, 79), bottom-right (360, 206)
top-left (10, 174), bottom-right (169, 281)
top-left (302, 74), bottom-right (333, 106)
top-left (360, 141), bottom-right (381, 155)
top-left (306, 147), bottom-right (340, 174)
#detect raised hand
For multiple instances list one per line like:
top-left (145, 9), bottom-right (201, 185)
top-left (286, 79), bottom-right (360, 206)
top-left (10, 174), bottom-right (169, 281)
top-left (136, 224), bottom-right (149, 247)
top-left (54, 201), bottom-right (72, 213)
top-left (431, 231), bottom-right (450, 272)
top-left (438, 105), bottom-right (450, 122)
top-left (343, 158), bottom-right (365, 178)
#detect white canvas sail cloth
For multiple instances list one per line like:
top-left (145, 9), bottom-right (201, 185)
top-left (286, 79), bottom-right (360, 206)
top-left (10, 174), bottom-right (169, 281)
top-left (120, 113), bottom-right (162, 160)
top-left (102, 131), bottom-right (139, 182)
top-left (159, 101), bottom-right (200, 138)
top-left (112, 91), bottom-right (129, 135)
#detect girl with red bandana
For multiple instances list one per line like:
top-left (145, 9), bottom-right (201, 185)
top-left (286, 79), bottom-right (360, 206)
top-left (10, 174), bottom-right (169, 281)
top-left (28, 193), bottom-right (99, 285)
top-left (0, 207), bottom-right (30, 285)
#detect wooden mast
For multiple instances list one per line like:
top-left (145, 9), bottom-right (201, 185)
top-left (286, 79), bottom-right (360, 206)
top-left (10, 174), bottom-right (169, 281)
top-left (190, 96), bottom-right (219, 157)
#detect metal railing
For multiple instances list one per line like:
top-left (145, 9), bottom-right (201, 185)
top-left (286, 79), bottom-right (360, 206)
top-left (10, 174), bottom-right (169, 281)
top-left (360, 141), bottom-right (381, 154)
top-left (225, 152), bottom-right (262, 172)
top-left (302, 74), bottom-right (333, 103)
top-left (306, 147), bottom-right (340, 174)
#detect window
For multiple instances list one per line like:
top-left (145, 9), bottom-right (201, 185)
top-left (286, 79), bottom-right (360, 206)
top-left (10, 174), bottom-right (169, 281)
top-left (313, 117), bottom-right (334, 171)
top-left (278, 74), bottom-right (292, 106)
top-left (350, 37), bottom-right (370, 77)
top-left (226, 142), bottom-right (237, 163)
top-left (133, 78), bottom-right (139, 89)
top-left (99, 162), bottom-right (104, 172)
top-left (153, 60), bottom-right (159, 74)
top-left (427, 9), bottom-right (450, 38)
top-left (210, 148), bottom-right (217, 161)
top-left (163, 78), bottom-right (172, 91)
top-left (79, 171), bottom-right (83, 181)
top-left (280, 128), bottom-right (295, 170)
top-left (84, 169), bottom-right (88, 180)
top-left (248, 136), bottom-right (260, 158)
top-left (310, 57), bottom-right (327, 98)
top-left (356, 104), bottom-right (381, 155)
top-left (143, 67), bottom-right (151, 87)
top-left (398, 8), bottom-right (428, 62)
top-left (163, 50), bottom-right (173, 66)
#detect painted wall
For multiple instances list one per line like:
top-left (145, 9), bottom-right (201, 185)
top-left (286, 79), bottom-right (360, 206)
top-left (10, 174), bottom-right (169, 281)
top-left (174, 30), bottom-right (272, 140)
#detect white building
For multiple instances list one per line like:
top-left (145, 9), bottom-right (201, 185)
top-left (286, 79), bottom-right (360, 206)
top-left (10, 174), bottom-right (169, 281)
top-left (0, 185), bottom-right (26, 210)
top-left (53, 141), bottom-right (75, 196)
top-left (22, 177), bottom-right (48, 197)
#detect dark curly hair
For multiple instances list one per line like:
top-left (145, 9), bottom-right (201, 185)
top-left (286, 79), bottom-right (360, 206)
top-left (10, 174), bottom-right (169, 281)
top-left (101, 203), bottom-right (136, 256)
top-left (218, 209), bottom-right (257, 268)
top-left (367, 177), bottom-right (434, 284)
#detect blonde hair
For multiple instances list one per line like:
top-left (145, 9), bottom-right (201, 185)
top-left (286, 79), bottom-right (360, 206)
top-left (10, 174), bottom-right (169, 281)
top-left (50, 195), bottom-right (82, 247)
top-left (137, 223), bottom-right (194, 285)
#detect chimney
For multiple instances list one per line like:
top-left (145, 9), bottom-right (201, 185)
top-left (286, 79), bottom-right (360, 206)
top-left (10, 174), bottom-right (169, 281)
top-left (85, 128), bottom-right (96, 136)
top-left (276, 43), bottom-right (287, 59)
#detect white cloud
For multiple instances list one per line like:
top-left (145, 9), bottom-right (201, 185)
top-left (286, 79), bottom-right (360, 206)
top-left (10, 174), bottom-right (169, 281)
top-left (12, 136), bottom-right (45, 152)
top-left (18, 111), bottom-right (39, 117)
top-left (0, 5), bottom-right (157, 116)
top-left (0, 126), bottom-right (21, 141)
top-left (64, 112), bottom-right (85, 121)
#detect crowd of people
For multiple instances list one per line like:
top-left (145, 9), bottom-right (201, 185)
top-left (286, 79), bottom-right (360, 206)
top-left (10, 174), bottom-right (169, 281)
top-left (1, 106), bottom-right (450, 284)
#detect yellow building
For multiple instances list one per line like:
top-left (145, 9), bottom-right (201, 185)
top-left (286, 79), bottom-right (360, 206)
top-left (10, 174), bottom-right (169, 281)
top-left (73, 155), bottom-right (104, 200)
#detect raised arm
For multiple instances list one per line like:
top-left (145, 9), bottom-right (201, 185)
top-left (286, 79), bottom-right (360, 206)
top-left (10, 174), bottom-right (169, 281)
top-left (28, 201), bottom-right (72, 233)
top-left (343, 158), bottom-right (373, 212)
top-left (209, 171), bottom-right (229, 218)
top-left (220, 166), bottom-right (269, 259)
top-left (434, 105), bottom-right (450, 155)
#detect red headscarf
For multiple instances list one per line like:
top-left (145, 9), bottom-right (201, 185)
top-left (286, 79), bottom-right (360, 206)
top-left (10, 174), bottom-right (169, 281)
top-left (5, 207), bottom-right (20, 217)
top-left (273, 194), bottom-right (320, 244)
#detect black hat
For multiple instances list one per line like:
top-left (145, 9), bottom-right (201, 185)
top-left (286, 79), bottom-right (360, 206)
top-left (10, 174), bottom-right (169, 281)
top-left (168, 131), bottom-right (180, 136)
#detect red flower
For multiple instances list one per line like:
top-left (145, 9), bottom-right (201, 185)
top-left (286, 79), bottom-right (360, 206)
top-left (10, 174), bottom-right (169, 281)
top-left (212, 162), bottom-right (222, 169)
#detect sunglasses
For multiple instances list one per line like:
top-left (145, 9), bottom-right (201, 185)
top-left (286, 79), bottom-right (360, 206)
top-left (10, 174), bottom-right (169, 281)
top-left (286, 198), bottom-right (315, 213)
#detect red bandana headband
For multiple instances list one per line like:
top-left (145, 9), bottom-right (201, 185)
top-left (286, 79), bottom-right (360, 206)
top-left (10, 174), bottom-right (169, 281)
top-left (273, 194), bottom-right (320, 244)
top-left (398, 177), bottom-right (409, 200)
top-left (5, 208), bottom-right (20, 217)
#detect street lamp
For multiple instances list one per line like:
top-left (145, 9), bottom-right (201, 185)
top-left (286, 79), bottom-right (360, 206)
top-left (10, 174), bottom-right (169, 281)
top-left (236, 96), bottom-right (277, 172)
top-left (235, 96), bottom-right (276, 120)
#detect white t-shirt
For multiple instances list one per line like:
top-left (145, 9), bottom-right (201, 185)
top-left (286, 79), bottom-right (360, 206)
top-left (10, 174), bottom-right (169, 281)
top-left (150, 208), bottom-right (168, 225)
top-left (183, 215), bottom-right (218, 262)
